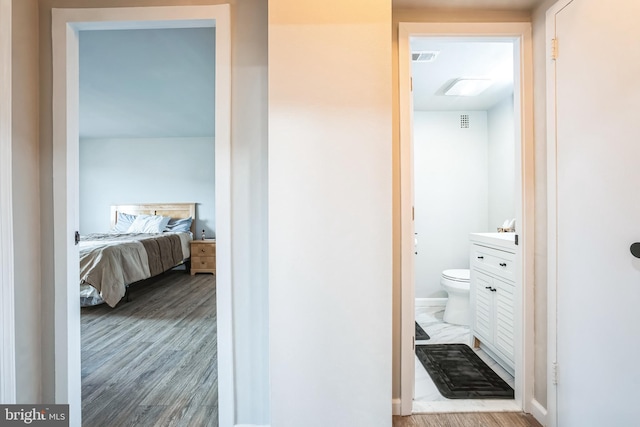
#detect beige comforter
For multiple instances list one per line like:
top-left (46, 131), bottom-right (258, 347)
top-left (80, 233), bottom-right (190, 307)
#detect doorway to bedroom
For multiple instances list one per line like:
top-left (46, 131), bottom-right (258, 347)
top-left (51, 6), bottom-right (233, 426)
top-left (77, 26), bottom-right (218, 424)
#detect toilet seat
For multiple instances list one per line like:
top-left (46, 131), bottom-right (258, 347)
top-left (442, 269), bottom-right (470, 282)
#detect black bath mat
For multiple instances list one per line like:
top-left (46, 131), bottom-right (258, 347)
top-left (416, 344), bottom-right (514, 399)
top-left (415, 322), bottom-right (430, 341)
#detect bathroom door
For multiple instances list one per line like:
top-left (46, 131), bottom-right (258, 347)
top-left (551, 0), bottom-right (640, 425)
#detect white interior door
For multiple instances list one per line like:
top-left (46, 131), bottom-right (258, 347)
top-left (552, 0), bottom-right (640, 425)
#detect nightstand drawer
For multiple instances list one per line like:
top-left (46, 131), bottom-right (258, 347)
top-left (192, 244), bottom-right (215, 257)
top-left (193, 256), bottom-right (216, 270)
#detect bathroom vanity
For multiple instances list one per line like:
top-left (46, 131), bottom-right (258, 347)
top-left (469, 232), bottom-right (517, 375)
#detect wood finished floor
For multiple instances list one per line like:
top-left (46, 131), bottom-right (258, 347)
top-left (81, 270), bottom-right (217, 427)
top-left (393, 412), bottom-right (543, 427)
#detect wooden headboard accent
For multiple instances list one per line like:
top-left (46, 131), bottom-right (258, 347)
top-left (110, 203), bottom-right (196, 235)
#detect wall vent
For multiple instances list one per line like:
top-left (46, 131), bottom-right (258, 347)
top-left (411, 51), bottom-right (440, 62)
top-left (460, 114), bottom-right (470, 129)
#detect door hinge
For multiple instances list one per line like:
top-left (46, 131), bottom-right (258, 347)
top-left (413, 336), bottom-right (415, 350)
top-left (75, 231), bottom-right (80, 245)
top-left (410, 77), bottom-right (413, 92)
top-left (551, 38), bottom-right (559, 60)
top-left (515, 234), bottom-right (519, 246)
top-left (552, 361), bottom-right (558, 385)
top-left (412, 206), bottom-right (415, 221)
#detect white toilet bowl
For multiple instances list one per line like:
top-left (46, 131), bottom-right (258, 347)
top-left (441, 269), bottom-right (470, 326)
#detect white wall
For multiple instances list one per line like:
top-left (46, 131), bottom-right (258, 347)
top-left (413, 111), bottom-right (489, 298)
top-left (79, 137), bottom-right (215, 235)
top-left (11, 0), bottom-right (41, 404)
top-left (488, 95), bottom-right (516, 230)
top-left (269, 0), bottom-right (392, 425)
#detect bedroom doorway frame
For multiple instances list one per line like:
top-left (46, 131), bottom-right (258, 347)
top-left (0, 0), bottom-right (16, 405)
top-left (51, 6), bottom-right (232, 426)
top-left (397, 22), bottom-right (538, 418)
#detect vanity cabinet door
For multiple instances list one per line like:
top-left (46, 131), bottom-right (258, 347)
top-left (494, 277), bottom-right (515, 364)
top-left (471, 267), bottom-right (515, 371)
top-left (471, 270), bottom-right (494, 344)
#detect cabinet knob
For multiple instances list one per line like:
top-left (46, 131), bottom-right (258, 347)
top-left (499, 262), bottom-right (507, 267)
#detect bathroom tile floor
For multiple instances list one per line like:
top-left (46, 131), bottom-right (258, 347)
top-left (413, 305), bottom-right (519, 413)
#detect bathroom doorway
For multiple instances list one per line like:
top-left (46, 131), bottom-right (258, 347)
top-left (413, 36), bottom-right (517, 412)
top-left (398, 22), bottom-right (535, 416)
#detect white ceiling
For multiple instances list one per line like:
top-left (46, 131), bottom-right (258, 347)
top-left (394, 0), bottom-right (544, 9)
top-left (411, 38), bottom-right (514, 111)
top-left (79, 28), bottom-right (215, 140)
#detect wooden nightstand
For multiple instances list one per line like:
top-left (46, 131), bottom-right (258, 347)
top-left (190, 239), bottom-right (216, 275)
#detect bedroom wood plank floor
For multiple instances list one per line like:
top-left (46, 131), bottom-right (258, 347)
top-left (81, 269), bottom-right (217, 427)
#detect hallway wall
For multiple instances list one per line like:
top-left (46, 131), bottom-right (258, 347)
top-left (11, 0), bottom-right (41, 404)
top-left (269, 0), bottom-right (393, 425)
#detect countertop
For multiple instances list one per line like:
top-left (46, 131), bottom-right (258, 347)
top-left (470, 232), bottom-right (516, 251)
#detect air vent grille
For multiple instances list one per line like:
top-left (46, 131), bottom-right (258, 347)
top-left (411, 51), bottom-right (440, 62)
top-left (460, 114), bottom-right (470, 129)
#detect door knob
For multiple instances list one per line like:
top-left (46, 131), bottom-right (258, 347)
top-left (631, 242), bottom-right (640, 259)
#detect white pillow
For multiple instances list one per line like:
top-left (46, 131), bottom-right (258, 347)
top-left (109, 212), bottom-right (137, 233)
top-left (126, 215), bottom-right (171, 233)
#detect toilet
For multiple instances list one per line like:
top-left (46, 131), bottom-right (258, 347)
top-left (441, 269), bottom-right (471, 326)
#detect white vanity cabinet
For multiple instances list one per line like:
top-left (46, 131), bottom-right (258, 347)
top-left (469, 233), bottom-right (517, 374)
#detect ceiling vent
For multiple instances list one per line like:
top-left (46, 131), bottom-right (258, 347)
top-left (412, 51), bottom-right (440, 62)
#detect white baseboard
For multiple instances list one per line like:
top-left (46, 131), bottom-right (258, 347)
top-left (392, 398), bottom-right (402, 415)
top-left (235, 424), bottom-right (270, 427)
top-left (415, 297), bottom-right (447, 308)
top-left (529, 398), bottom-right (547, 426)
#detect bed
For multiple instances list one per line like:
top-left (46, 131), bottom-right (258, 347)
top-left (80, 203), bottom-right (196, 308)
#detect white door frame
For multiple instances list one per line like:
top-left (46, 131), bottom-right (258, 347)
top-left (545, 1), bottom-right (574, 426)
top-left (398, 22), bottom-right (536, 417)
top-left (0, 0), bottom-right (16, 404)
top-left (51, 6), bottom-right (232, 426)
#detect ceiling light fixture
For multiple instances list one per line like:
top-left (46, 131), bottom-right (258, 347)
top-left (444, 78), bottom-right (492, 96)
